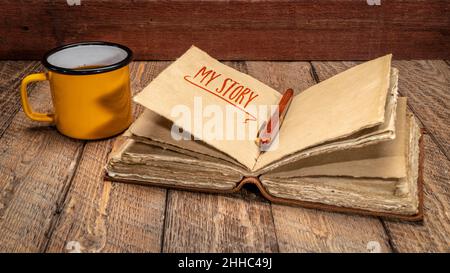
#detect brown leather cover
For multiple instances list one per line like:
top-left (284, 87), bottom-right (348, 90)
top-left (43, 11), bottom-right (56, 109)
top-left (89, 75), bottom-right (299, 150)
top-left (105, 130), bottom-right (425, 222)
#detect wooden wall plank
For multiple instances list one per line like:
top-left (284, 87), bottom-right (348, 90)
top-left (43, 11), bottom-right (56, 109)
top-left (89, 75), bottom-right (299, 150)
top-left (0, 65), bottom-right (83, 252)
top-left (246, 61), bottom-right (392, 252)
top-left (1, 0), bottom-right (449, 60)
top-left (162, 62), bottom-right (278, 253)
top-left (44, 62), bottom-right (171, 253)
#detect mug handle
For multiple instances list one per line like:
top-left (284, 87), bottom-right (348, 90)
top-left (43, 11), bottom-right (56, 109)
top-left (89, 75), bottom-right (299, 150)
top-left (20, 73), bottom-right (55, 123)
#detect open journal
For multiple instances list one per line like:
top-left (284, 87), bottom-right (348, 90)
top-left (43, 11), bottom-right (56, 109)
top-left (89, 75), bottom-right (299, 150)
top-left (105, 46), bottom-right (423, 220)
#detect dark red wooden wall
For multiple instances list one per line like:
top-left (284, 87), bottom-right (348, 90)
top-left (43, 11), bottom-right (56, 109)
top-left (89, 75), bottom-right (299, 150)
top-left (1, 0), bottom-right (449, 60)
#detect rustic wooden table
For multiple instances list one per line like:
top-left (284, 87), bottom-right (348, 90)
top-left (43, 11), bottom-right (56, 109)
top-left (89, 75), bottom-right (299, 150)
top-left (0, 60), bottom-right (448, 253)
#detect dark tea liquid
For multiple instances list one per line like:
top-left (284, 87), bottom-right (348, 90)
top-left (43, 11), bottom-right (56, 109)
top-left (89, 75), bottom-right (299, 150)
top-left (74, 65), bottom-right (105, 70)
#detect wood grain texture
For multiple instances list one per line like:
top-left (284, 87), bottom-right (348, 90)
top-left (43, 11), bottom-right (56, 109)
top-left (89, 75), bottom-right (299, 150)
top-left (391, 60), bottom-right (450, 160)
top-left (44, 62), bottom-right (171, 253)
top-left (163, 190), bottom-right (278, 252)
top-left (247, 61), bottom-right (392, 252)
top-left (1, 0), bottom-right (449, 60)
top-left (271, 207), bottom-right (392, 252)
top-left (44, 139), bottom-right (167, 253)
top-left (311, 60), bottom-right (450, 253)
top-left (0, 60), bottom-right (448, 252)
top-left (162, 62), bottom-right (278, 253)
top-left (380, 61), bottom-right (450, 253)
top-left (310, 61), bottom-right (360, 80)
top-left (383, 135), bottom-right (450, 253)
top-left (0, 61), bottom-right (41, 137)
top-left (245, 62), bottom-right (317, 96)
top-left (0, 70), bottom-right (83, 252)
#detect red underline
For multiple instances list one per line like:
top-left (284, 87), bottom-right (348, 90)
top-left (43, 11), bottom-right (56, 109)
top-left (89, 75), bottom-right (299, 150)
top-left (183, 75), bottom-right (257, 122)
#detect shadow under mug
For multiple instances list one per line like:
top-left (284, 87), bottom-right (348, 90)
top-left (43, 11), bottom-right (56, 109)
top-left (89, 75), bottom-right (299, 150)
top-left (20, 41), bottom-right (133, 140)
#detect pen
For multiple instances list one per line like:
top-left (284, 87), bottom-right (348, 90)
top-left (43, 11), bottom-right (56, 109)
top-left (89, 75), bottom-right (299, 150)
top-left (256, 88), bottom-right (294, 147)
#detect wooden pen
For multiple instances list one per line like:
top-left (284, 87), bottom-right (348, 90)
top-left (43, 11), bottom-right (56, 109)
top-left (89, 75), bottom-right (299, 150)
top-left (256, 88), bottom-right (294, 147)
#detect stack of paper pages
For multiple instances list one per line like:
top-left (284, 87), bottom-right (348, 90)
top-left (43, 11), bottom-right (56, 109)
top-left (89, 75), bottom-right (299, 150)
top-left (106, 46), bottom-right (423, 220)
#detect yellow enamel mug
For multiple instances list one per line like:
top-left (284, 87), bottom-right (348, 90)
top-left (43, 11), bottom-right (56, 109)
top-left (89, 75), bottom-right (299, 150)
top-left (20, 41), bottom-right (133, 140)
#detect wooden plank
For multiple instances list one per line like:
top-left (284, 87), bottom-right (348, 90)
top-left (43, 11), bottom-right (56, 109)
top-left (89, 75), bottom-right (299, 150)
top-left (44, 140), bottom-right (167, 253)
top-left (381, 60), bottom-right (450, 252)
top-left (246, 61), bottom-right (317, 95)
top-left (1, 1), bottom-right (449, 60)
top-left (247, 61), bottom-right (392, 252)
top-left (163, 190), bottom-right (278, 252)
top-left (391, 60), bottom-right (450, 160)
top-left (0, 64), bottom-right (83, 252)
top-left (162, 62), bottom-right (278, 253)
top-left (383, 134), bottom-right (450, 253)
top-left (310, 61), bottom-right (359, 81)
top-left (271, 206), bottom-right (393, 252)
top-left (0, 61), bottom-right (41, 137)
top-left (311, 60), bottom-right (450, 252)
top-left (44, 62), bottom-right (171, 253)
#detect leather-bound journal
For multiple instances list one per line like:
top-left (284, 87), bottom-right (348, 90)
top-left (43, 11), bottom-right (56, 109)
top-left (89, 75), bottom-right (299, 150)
top-left (105, 46), bottom-right (423, 221)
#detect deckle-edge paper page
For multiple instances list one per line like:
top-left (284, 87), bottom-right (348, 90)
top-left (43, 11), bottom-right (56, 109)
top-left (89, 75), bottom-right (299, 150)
top-left (254, 54), bottom-right (393, 170)
top-left (133, 46), bottom-right (281, 170)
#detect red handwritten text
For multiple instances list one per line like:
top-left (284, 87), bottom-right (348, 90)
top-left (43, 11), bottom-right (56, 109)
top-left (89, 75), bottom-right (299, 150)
top-left (185, 66), bottom-right (260, 110)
